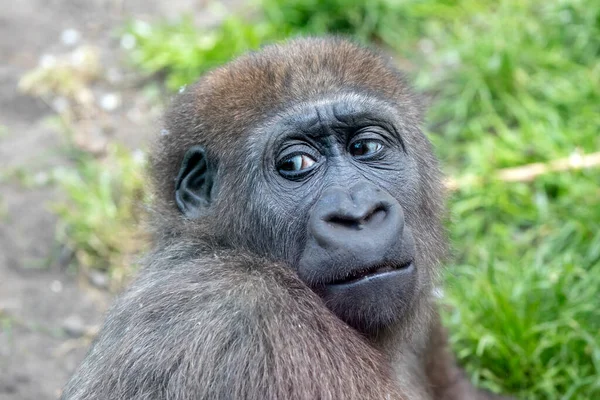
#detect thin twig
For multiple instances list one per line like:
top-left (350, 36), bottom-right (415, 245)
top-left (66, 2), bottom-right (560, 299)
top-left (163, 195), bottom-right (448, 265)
top-left (445, 151), bottom-right (600, 191)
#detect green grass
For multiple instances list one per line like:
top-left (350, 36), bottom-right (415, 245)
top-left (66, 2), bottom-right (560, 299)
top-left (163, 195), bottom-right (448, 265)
top-left (122, 15), bottom-right (276, 90)
top-left (406, 4), bottom-right (600, 397)
top-left (51, 145), bottom-right (148, 286)
top-left (96, 0), bottom-right (600, 398)
top-left (444, 172), bottom-right (600, 398)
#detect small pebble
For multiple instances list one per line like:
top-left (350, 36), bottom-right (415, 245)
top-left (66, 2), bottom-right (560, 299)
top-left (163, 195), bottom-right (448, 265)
top-left (106, 67), bottom-right (123, 84)
top-left (50, 280), bottom-right (63, 293)
top-left (132, 149), bottom-right (146, 164)
top-left (88, 270), bottom-right (109, 289)
top-left (39, 54), bottom-right (56, 69)
top-left (100, 93), bottom-right (121, 112)
top-left (132, 20), bottom-right (152, 36)
top-left (61, 29), bottom-right (81, 46)
top-left (120, 34), bottom-right (136, 50)
top-left (52, 97), bottom-right (69, 113)
top-left (33, 172), bottom-right (50, 186)
top-left (62, 315), bottom-right (86, 338)
top-left (71, 47), bottom-right (89, 66)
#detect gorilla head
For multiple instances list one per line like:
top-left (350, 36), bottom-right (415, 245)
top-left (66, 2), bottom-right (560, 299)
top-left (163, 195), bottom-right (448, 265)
top-left (153, 37), bottom-right (446, 335)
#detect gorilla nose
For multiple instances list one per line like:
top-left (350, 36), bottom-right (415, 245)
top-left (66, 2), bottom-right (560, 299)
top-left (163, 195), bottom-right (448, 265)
top-left (324, 203), bottom-right (388, 231)
top-left (309, 183), bottom-right (404, 256)
top-left (298, 182), bottom-right (410, 285)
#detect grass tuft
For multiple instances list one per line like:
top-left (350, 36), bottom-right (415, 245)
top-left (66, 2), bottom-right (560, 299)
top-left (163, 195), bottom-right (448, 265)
top-left (52, 146), bottom-right (149, 286)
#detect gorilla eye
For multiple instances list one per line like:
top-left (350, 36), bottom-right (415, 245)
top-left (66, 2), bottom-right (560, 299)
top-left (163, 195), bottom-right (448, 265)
top-left (278, 154), bottom-right (316, 174)
top-left (349, 140), bottom-right (383, 157)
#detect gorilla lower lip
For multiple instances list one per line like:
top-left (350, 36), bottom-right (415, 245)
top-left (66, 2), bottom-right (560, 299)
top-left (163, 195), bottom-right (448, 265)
top-left (330, 261), bottom-right (413, 285)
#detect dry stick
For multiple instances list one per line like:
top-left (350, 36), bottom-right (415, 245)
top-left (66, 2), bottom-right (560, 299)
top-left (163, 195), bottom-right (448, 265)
top-left (445, 151), bottom-right (600, 191)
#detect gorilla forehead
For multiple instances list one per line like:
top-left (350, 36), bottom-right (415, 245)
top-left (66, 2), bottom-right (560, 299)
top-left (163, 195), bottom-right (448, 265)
top-left (186, 38), bottom-right (421, 150)
top-left (246, 93), bottom-right (406, 160)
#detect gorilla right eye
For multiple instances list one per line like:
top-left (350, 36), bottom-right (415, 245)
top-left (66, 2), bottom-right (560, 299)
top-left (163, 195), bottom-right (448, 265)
top-left (278, 154), bottom-right (316, 174)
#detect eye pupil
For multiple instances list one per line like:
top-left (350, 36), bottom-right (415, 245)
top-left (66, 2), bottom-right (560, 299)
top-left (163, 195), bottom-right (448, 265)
top-left (350, 140), bottom-right (382, 157)
top-left (280, 156), bottom-right (302, 171)
top-left (352, 142), bottom-right (365, 155)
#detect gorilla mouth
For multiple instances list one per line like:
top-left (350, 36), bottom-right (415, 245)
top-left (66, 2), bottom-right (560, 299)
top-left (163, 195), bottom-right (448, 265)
top-left (329, 261), bottom-right (413, 286)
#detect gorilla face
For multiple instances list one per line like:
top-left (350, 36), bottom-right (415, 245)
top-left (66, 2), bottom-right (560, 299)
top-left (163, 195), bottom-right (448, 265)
top-left (251, 95), bottom-right (423, 332)
top-left (175, 93), bottom-right (434, 334)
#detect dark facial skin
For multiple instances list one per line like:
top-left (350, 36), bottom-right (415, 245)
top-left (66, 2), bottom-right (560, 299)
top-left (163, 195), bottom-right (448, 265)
top-left (176, 95), bottom-right (422, 333)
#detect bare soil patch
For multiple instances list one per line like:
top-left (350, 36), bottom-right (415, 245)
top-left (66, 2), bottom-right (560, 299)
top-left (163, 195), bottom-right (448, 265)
top-left (0, 1), bottom-right (220, 398)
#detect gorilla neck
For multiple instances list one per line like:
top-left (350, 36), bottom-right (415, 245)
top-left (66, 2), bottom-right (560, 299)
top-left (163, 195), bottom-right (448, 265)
top-left (368, 294), bottom-right (433, 359)
top-left (369, 298), bottom-right (435, 399)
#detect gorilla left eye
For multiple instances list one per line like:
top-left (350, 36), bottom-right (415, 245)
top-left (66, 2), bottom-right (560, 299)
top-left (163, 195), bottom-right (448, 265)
top-left (349, 140), bottom-right (383, 157)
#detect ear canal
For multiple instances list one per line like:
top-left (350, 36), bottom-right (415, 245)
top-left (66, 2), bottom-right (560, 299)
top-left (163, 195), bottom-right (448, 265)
top-left (175, 146), bottom-right (215, 218)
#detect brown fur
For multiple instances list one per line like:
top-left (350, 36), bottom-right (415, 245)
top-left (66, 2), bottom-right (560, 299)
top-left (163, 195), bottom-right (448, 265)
top-left (61, 37), bottom-right (511, 400)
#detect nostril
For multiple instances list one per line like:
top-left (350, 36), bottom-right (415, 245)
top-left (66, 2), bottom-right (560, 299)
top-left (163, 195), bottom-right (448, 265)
top-left (365, 205), bottom-right (387, 225)
top-left (327, 215), bottom-right (362, 230)
top-left (325, 204), bottom-right (388, 230)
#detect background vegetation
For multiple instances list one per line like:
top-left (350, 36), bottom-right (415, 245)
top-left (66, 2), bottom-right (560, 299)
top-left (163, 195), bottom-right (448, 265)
top-left (54, 0), bottom-right (599, 398)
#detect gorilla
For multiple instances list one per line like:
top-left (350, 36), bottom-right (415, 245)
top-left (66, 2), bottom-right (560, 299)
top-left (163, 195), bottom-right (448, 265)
top-left (61, 37), bottom-right (510, 400)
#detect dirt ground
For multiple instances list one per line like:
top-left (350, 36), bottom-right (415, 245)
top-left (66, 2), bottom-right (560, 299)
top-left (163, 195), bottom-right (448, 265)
top-left (0, 1), bottom-right (227, 398)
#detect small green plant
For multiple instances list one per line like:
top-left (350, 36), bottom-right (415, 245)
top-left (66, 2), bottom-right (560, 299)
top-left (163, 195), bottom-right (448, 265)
top-left (18, 46), bottom-right (101, 108)
top-left (123, 15), bottom-right (277, 90)
top-left (52, 145), bottom-right (149, 286)
top-left (0, 309), bottom-right (13, 337)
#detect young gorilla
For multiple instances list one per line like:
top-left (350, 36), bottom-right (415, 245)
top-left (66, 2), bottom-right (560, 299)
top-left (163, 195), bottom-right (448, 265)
top-left (62, 37), bottom-right (507, 399)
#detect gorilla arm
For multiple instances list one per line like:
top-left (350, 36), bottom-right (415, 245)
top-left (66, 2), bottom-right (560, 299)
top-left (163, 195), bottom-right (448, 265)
top-left (61, 246), bottom-right (412, 400)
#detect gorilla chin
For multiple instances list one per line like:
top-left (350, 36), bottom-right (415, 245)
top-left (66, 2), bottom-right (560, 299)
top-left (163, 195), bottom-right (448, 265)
top-left (314, 261), bottom-right (417, 332)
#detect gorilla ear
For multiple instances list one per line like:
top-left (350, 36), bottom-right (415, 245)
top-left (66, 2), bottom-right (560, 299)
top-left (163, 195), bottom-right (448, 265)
top-left (175, 146), bottom-right (216, 218)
